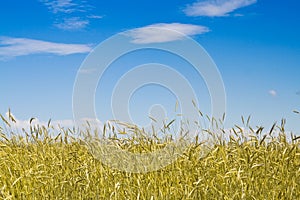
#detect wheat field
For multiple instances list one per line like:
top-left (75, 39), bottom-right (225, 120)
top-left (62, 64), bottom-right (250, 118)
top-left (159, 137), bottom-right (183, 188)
top-left (0, 113), bottom-right (299, 199)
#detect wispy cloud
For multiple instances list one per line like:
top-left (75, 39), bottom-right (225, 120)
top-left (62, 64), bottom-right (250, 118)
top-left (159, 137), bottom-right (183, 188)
top-left (87, 15), bottom-right (103, 19)
top-left (4, 112), bottom-right (103, 132)
top-left (40, 0), bottom-right (79, 14)
top-left (40, 0), bottom-right (102, 30)
top-left (184, 0), bottom-right (257, 17)
top-left (54, 17), bottom-right (89, 30)
top-left (269, 90), bottom-right (277, 97)
top-left (0, 37), bottom-right (92, 59)
top-left (78, 68), bottom-right (97, 74)
top-left (125, 23), bottom-right (209, 44)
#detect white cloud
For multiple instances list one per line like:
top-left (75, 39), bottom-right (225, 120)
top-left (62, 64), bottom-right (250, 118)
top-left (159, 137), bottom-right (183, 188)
top-left (54, 17), bottom-right (89, 30)
top-left (87, 15), bottom-right (103, 19)
top-left (184, 0), bottom-right (257, 17)
top-left (78, 68), bottom-right (98, 74)
top-left (0, 37), bottom-right (92, 59)
top-left (3, 112), bottom-right (103, 133)
top-left (40, 0), bottom-right (79, 14)
top-left (269, 90), bottom-right (277, 97)
top-left (40, 0), bottom-right (102, 30)
top-left (125, 23), bottom-right (209, 44)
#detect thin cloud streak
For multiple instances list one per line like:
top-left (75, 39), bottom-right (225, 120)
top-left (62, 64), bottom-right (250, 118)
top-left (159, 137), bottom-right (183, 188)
top-left (40, 0), bottom-right (102, 30)
top-left (40, 0), bottom-right (80, 14)
top-left (125, 23), bottom-right (209, 44)
top-left (4, 112), bottom-right (103, 132)
top-left (87, 15), bottom-right (103, 19)
top-left (184, 0), bottom-right (257, 17)
top-left (54, 17), bottom-right (89, 30)
top-left (0, 37), bottom-right (92, 59)
top-left (78, 68), bottom-right (98, 74)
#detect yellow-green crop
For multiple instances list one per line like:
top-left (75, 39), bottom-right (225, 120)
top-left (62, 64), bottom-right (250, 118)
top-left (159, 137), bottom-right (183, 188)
top-left (0, 113), bottom-right (299, 199)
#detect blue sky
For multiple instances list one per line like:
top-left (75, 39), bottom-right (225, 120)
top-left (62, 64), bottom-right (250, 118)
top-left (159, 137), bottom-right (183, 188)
top-left (0, 0), bottom-right (300, 134)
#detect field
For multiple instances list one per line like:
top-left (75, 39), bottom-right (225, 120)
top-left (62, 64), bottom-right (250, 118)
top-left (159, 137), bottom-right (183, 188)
top-left (0, 114), bottom-right (299, 199)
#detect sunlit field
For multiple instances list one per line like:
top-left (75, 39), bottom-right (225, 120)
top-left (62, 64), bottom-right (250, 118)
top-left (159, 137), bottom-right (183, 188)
top-left (1, 0), bottom-right (300, 199)
top-left (0, 112), bottom-right (299, 199)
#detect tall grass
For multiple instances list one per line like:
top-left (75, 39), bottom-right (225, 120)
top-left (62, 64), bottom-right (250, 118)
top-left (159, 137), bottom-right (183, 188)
top-left (0, 113), bottom-right (299, 199)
